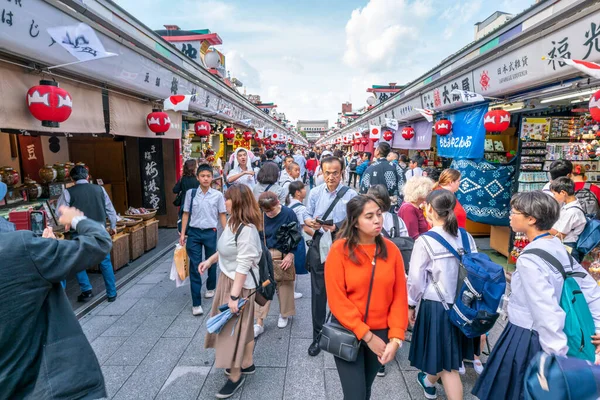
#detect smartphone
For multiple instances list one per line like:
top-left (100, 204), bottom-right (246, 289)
top-left (30, 211), bottom-right (46, 236)
top-left (316, 218), bottom-right (334, 226)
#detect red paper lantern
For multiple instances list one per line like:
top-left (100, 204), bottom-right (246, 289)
top-left (194, 121), bottom-right (211, 137)
top-left (254, 133), bottom-right (262, 143)
top-left (353, 138), bottom-right (361, 145)
top-left (146, 110), bottom-right (171, 135)
top-left (401, 127), bottom-right (415, 140)
top-left (434, 119), bottom-right (452, 136)
top-left (589, 89), bottom-right (600, 122)
top-left (382, 130), bottom-right (394, 141)
top-left (243, 131), bottom-right (253, 140)
top-left (483, 109), bottom-right (511, 132)
top-left (26, 80), bottom-right (73, 128)
top-left (361, 137), bottom-right (369, 145)
top-left (223, 127), bottom-right (235, 140)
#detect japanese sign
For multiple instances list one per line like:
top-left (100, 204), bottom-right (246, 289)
top-left (17, 135), bottom-right (45, 182)
top-left (46, 23), bottom-right (116, 62)
top-left (139, 138), bottom-right (166, 215)
top-left (437, 104), bottom-right (487, 159)
top-left (421, 73), bottom-right (474, 111)
top-left (387, 96), bottom-right (423, 121)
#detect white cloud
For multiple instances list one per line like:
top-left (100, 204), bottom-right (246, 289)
top-left (282, 56), bottom-right (304, 73)
top-left (225, 51), bottom-right (261, 90)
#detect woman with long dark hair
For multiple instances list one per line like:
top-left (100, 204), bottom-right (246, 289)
top-left (325, 195), bottom-right (408, 399)
top-left (407, 189), bottom-right (478, 400)
top-left (253, 162), bottom-right (287, 205)
top-left (173, 159), bottom-right (199, 233)
top-left (201, 184), bottom-right (263, 399)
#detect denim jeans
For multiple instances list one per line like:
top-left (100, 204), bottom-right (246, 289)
top-left (76, 252), bottom-right (117, 298)
top-left (186, 228), bottom-right (218, 307)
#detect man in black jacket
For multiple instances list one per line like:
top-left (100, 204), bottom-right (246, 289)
top-left (359, 142), bottom-right (406, 207)
top-left (0, 205), bottom-right (112, 399)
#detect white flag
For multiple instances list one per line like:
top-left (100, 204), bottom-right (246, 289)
top-left (414, 108), bottom-right (434, 123)
top-left (451, 89), bottom-right (485, 103)
top-left (385, 118), bottom-right (398, 131)
top-left (47, 23), bottom-right (117, 62)
top-left (561, 59), bottom-right (600, 79)
top-left (255, 127), bottom-right (265, 138)
top-left (369, 125), bottom-right (381, 141)
top-left (240, 119), bottom-right (252, 125)
top-left (163, 95), bottom-right (193, 111)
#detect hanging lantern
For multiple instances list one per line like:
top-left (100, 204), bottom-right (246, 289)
top-left (401, 127), bottom-right (415, 140)
top-left (434, 119), bottom-right (452, 136)
top-left (353, 138), bottom-right (361, 145)
top-left (361, 137), bottom-right (369, 145)
top-left (26, 80), bottom-right (73, 128)
top-left (204, 50), bottom-right (221, 69)
top-left (253, 133), bottom-right (262, 143)
top-left (243, 131), bottom-right (253, 140)
top-left (589, 89), bottom-right (600, 122)
top-left (382, 130), bottom-right (394, 142)
top-left (223, 127), bottom-right (235, 140)
top-left (194, 121), bottom-right (211, 137)
top-left (146, 109), bottom-right (171, 135)
top-left (483, 109), bottom-right (511, 132)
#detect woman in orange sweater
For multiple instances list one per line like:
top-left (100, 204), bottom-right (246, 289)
top-left (325, 195), bottom-right (408, 400)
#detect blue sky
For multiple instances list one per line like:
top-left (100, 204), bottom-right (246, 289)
top-left (115, 0), bottom-right (529, 125)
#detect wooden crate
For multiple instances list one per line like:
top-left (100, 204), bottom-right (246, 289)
top-left (144, 218), bottom-right (159, 251)
top-left (111, 233), bottom-right (130, 272)
top-left (125, 223), bottom-right (145, 261)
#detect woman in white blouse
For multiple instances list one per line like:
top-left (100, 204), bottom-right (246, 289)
top-left (407, 189), bottom-right (478, 400)
top-left (201, 184), bottom-right (263, 399)
top-left (473, 191), bottom-right (600, 400)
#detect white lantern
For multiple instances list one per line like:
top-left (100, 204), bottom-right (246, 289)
top-left (205, 50), bottom-right (221, 69)
top-left (366, 96), bottom-right (377, 106)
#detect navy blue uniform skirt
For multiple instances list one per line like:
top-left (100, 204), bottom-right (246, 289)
top-left (294, 239), bottom-right (308, 275)
top-left (472, 322), bottom-right (541, 400)
top-left (408, 300), bottom-right (476, 375)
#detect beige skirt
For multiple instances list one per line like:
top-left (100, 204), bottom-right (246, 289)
top-left (204, 272), bottom-right (255, 369)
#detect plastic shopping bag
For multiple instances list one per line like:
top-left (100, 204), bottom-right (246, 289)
top-left (170, 244), bottom-right (190, 287)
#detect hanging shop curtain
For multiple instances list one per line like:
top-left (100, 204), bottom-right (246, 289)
top-left (451, 158), bottom-right (516, 226)
top-left (0, 63), bottom-right (105, 133)
top-left (392, 120), bottom-right (432, 150)
top-left (437, 104), bottom-right (488, 159)
top-left (109, 93), bottom-right (182, 140)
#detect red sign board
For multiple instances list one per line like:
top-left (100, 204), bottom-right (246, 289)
top-left (18, 135), bottom-right (45, 182)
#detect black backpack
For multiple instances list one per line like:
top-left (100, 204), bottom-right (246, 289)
top-left (381, 214), bottom-right (414, 274)
top-left (575, 183), bottom-right (600, 219)
top-left (235, 225), bottom-right (276, 305)
top-left (349, 158), bottom-right (358, 171)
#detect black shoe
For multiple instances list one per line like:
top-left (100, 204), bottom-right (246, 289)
top-left (77, 290), bottom-right (94, 303)
top-left (308, 340), bottom-right (321, 357)
top-left (107, 295), bottom-right (117, 303)
top-left (224, 364), bottom-right (256, 376)
top-left (377, 365), bottom-right (386, 377)
top-left (216, 377), bottom-right (245, 399)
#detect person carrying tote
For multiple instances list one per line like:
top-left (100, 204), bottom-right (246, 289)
top-left (200, 184), bottom-right (263, 399)
top-left (254, 191), bottom-right (300, 337)
top-left (173, 159), bottom-right (199, 233)
top-left (407, 189), bottom-right (479, 400)
top-left (472, 191), bottom-right (600, 400)
top-left (325, 195), bottom-right (408, 400)
top-left (287, 181), bottom-right (312, 299)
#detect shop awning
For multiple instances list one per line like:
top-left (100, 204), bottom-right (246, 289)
top-left (109, 93), bottom-right (181, 139)
top-left (0, 63), bottom-right (105, 134)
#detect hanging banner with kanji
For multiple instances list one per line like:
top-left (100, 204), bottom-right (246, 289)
top-left (139, 138), bottom-right (166, 215)
top-left (18, 135), bottom-right (45, 182)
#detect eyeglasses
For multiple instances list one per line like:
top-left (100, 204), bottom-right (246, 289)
top-left (323, 171), bottom-right (341, 178)
top-left (509, 210), bottom-right (527, 216)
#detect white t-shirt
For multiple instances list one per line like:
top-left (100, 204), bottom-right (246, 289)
top-left (382, 212), bottom-right (409, 237)
top-left (405, 167), bottom-right (423, 181)
top-left (552, 200), bottom-right (587, 243)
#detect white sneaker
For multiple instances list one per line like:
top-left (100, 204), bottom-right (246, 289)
top-left (278, 315), bottom-right (289, 328)
top-left (205, 290), bottom-right (215, 299)
top-left (294, 292), bottom-right (303, 299)
top-left (192, 306), bottom-right (204, 316)
top-left (474, 359), bottom-right (484, 375)
top-left (254, 324), bottom-right (264, 338)
top-left (458, 362), bottom-right (466, 375)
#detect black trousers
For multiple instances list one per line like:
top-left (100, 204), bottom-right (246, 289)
top-left (310, 262), bottom-right (327, 341)
top-left (348, 172), bottom-right (358, 187)
top-left (334, 329), bottom-right (388, 400)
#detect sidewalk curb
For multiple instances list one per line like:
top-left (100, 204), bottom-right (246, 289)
top-left (75, 241), bottom-right (177, 319)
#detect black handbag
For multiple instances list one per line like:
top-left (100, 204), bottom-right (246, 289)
top-left (173, 191), bottom-right (183, 207)
top-left (318, 244), bottom-right (378, 362)
top-left (275, 221), bottom-right (302, 254)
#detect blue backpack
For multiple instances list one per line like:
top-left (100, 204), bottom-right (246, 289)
top-left (524, 352), bottom-right (600, 400)
top-left (422, 228), bottom-right (507, 338)
top-left (573, 218), bottom-right (600, 263)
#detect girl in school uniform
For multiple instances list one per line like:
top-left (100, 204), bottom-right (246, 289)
top-left (407, 189), bottom-right (478, 400)
top-left (287, 181), bottom-right (312, 298)
top-left (473, 191), bottom-right (600, 400)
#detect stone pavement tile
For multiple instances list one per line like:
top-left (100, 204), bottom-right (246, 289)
top-left (289, 300), bottom-right (313, 340)
top-left (102, 365), bottom-right (136, 399)
top-left (91, 335), bottom-right (128, 365)
top-left (287, 338), bottom-right (324, 369)
top-left (323, 369), bottom-right (343, 400)
top-left (112, 337), bottom-right (191, 400)
top-left (371, 362), bottom-right (411, 399)
top-left (143, 279), bottom-right (177, 301)
top-left (284, 364), bottom-right (326, 400)
top-left (163, 301), bottom-right (204, 338)
top-left (119, 283), bottom-right (158, 299)
top-left (101, 298), bottom-right (162, 337)
top-left (79, 302), bottom-right (109, 326)
top-left (324, 352), bottom-right (336, 370)
top-left (295, 274), bottom-right (311, 297)
top-left (241, 367), bottom-right (286, 400)
top-left (254, 316), bottom-right (291, 368)
top-left (395, 342), bottom-right (417, 371)
top-left (401, 369), bottom-right (479, 400)
top-left (176, 318), bottom-right (215, 367)
top-left (156, 366), bottom-right (211, 400)
top-left (197, 368), bottom-right (242, 400)
top-left (96, 296), bottom-right (140, 317)
top-left (138, 269), bottom-right (170, 284)
top-left (82, 315), bottom-right (120, 342)
top-left (153, 286), bottom-right (194, 316)
top-left (268, 297), bottom-right (281, 316)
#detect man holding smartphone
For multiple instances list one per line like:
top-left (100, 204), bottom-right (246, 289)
top-left (304, 156), bottom-right (357, 357)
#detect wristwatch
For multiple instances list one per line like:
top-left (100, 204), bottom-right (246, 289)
top-left (230, 295), bottom-right (240, 301)
top-left (390, 338), bottom-right (403, 347)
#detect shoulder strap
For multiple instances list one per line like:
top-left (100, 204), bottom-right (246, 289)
top-left (521, 248), bottom-right (585, 280)
top-left (322, 186), bottom-right (350, 221)
top-left (571, 206), bottom-right (588, 219)
top-left (392, 214), bottom-right (400, 238)
top-left (363, 244), bottom-right (378, 323)
top-left (265, 183), bottom-right (274, 191)
top-left (459, 228), bottom-right (471, 254)
top-left (189, 189), bottom-right (198, 216)
top-left (234, 224), bottom-right (246, 244)
top-left (290, 203), bottom-right (302, 210)
top-left (422, 231), bottom-right (462, 261)
top-left (381, 227), bottom-right (391, 239)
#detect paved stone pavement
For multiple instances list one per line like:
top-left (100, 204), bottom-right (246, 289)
top-left (80, 250), bottom-right (506, 400)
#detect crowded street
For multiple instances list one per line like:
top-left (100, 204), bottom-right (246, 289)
top-left (3, 1), bottom-right (600, 400)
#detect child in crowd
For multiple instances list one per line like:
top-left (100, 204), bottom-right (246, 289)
top-left (550, 177), bottom-right (588, 248)
top-left (542, 159), bottom-right (573, 196)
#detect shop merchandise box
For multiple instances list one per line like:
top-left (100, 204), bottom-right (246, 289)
top-left (144, 218), bottom-right (159, 251)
